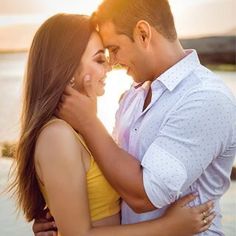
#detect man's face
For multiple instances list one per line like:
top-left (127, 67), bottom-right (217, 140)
top-left (99, 21), bottom-right (149, 83)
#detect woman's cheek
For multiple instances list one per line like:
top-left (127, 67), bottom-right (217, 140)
top-left (91, 64), bottom-right (103, 76)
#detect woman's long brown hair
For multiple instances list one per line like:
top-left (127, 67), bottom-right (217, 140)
top-left (8, 13), bottom-right (94, 221)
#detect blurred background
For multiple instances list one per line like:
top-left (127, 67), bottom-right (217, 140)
top-left (0, 0), bottom-right (235, 235)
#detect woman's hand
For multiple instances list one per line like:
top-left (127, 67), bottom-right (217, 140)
top-left (162, 194), bottom-right (215, 236)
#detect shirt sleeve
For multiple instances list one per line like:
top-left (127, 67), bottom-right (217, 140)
top-left (141, 90), bottom-right (235, 208)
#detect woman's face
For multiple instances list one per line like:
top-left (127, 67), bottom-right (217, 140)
top-left (73, 32), bottom-right (110, 96)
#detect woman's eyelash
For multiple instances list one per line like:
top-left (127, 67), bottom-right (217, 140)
top-left (97, 59), bottom-right (106, 64)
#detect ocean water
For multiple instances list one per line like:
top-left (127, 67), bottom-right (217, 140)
top-left (0, 53), bottom-right (236, 145)
top-left (0, 53), bottom-right (235, 235)
top-left (0, 52), bottom-right (132, 142)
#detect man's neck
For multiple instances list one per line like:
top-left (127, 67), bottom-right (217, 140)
top-left (151, 41), bottom-right (186, 81)
top-left (142, 41), bottom-right (186, 110)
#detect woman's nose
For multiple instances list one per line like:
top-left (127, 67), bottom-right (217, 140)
top-left (106, 61), bottom-right (112, 72)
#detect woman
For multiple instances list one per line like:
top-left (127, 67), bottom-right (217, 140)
top-left (10, 14), bottom-right (214, 236)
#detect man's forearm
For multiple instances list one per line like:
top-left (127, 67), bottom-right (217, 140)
top-left (78, 117), bottom-right (156, 212)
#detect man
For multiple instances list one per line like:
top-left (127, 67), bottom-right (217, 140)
top-left (33, 0), bottom-right (236, 235)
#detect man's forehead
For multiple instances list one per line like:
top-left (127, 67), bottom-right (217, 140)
top-left (98, 21), bottom-right (117, 39)
top-left (99, 33), bottom-right (118, 49)
top-left (99, 21), bottom-right (116, 32)
top-left (98, 22), bottom-right (121, 48)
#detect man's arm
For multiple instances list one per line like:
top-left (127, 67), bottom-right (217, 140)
top-left (140, 89), bottom-right (236, 208)
top-left (32, 212), bottom-right (57, 236)
top-left (57, 80), bottom-right (234, 212)
top-left (57, 83), bottom-right (156, 213)
top-left (79, 116), bottom-right (156, 213)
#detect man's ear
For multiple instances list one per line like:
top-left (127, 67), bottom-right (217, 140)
top-left (133, 20), bottom-right (152, 48)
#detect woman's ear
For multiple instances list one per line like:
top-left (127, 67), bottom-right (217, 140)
top-left (133, 20), bottom-right (152, 48)
top-left (69, 77), bottom-right (75, 87)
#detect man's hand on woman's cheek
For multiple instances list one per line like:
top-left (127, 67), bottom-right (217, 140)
top-left (55, 74), bottom-right (98, 132)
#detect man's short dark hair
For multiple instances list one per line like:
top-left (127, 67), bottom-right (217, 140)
top-left (92, 0), bottom-right (177, 42)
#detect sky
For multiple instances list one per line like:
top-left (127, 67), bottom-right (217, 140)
top-left (0, 0), bottom-right (102, 14)
top-left (0, 0), bottom-right (102, 26)
top-left (0, 0), bottom-right (235, 34)
top-left (0, 0), bottom-right (235, 50)
top-left (169, 0), bottom-right (235, 37)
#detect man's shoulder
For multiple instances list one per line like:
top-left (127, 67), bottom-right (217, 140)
top-left (182, 86), bottom-right (235, 110)
top-left (182, 66), bottom-right (235, 105)
top-left (169, 67), bottom-right (236, 118)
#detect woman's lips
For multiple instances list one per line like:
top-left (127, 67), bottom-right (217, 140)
top-left (99, 78), bottom-right (106, 86)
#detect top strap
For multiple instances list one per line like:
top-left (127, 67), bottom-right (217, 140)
top-left (41, 118), bottom-right (92, 157)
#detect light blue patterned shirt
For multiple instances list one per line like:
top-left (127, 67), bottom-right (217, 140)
top-left (113, 50), bottom-right (236, 235)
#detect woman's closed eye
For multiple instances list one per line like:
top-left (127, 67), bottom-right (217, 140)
top-left (96, 55), bottom-right (107, 64)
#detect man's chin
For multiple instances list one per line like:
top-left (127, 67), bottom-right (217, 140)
top-left (127, 69), bottom-right (136, 80)
top-left (132, 75), bottom-right (143, 84)
top-left (126, 69), bottom-right (143, 83)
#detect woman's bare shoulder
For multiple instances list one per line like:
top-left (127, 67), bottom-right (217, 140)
top-left (35, 118), bottom-right (83, 164)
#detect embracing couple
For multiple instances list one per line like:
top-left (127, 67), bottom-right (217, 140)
top-left (10, 0), bottom-right (236, 235)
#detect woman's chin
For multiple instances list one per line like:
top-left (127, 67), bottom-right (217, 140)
top-left (96, 88), bottom-right (105, 97)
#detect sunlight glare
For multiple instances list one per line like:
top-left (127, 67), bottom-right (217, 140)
top-left (98, 70), bottom-right (133, 133)
top-left (45, 0), bottom-right (103, 15)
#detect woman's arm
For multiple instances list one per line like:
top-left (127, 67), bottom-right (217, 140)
top-left (83, 194), bottom-right (214, 236)
top-left (35, 121), bottom-right (214, 236)
top-left (35, 120), bottom-right (92, 235)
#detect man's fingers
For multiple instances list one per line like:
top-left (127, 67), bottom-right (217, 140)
top-left (32, 221), bottom-right (56, 233)
top-left (176, 193), bottom-right (197, 207)
top-left (60, 94), bottom-right (67, 103)
top-left (55, 100), bottom-right (67, 118)
top-left (35, 231), bottom-right (57, 236)
top-left (45, 211), bottom-right (55, 221)
top-left (56, 102), bottom-right (62, 113)
top-left (64, 85), bottom-right (78, 95)
top-left (55, 108), bottom-right (60, 118)
top-left (83, 74), bottom-right (96, 98)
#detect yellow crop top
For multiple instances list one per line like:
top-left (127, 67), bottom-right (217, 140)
top-left (37, 119), bottom-right (120, 222)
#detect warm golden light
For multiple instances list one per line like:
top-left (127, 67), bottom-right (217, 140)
top-left (0, 0), bottom-right (103, 28)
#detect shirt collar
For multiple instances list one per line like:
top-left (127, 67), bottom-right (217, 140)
top-left (152, 49), bottom-right (201, 92)
top-left (131, 80), bottom-right (151, 92)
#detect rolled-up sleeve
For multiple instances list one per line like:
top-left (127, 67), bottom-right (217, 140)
top-left (141, 90), bottom-right (235, 208)
top-left (142, 145), bottom-right (187, 208)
